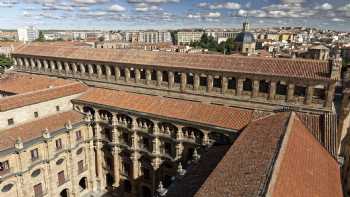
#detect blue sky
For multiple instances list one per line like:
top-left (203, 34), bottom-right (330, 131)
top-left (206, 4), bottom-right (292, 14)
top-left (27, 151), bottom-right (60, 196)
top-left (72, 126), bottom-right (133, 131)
top-left (0, 0), bottom-right (350, 31)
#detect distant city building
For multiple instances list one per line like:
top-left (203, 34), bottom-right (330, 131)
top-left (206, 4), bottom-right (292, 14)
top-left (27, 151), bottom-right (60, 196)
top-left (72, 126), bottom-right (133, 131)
top-left (306, 45), bottom-right (330, 60)
top-left (177, 31), bottom-right (204, 45)
top-left (234, 21), bottom-right (256, 55)
top-left (17, 26), bottom-right (39, 42)
top-left (125, 31), bottom-right (171, 44)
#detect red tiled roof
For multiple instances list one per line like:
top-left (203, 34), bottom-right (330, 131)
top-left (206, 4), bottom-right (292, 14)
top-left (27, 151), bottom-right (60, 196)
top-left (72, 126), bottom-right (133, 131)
top-left (0, 110), bottom-right (84, 151)
top-left (0, 72), bottom-right (75, 94)
top-left (0, 82), bottom-right (88, 111)
top-left (195, 113), bottom-right (291, 197)
top-left (13, 45), bottom-right (331, 80)
top-left (75, 88), bottom-right (253, 130)
top-left (269, 116), bottom-right (343, 197)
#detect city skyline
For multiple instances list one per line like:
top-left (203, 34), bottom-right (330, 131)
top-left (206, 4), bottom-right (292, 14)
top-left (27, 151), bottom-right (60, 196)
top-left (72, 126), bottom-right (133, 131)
top-left (0, 0), bottom-right (349, 31)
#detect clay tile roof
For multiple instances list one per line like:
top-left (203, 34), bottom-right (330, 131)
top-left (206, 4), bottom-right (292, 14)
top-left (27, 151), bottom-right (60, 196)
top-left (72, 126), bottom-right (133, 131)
top-left (13, 45), bottom-right (331, 80)
top-left (0, 82), bottom-right (88, 112)
top-left (75, 88), bottom-right (253, 130)
top-left (0, 110), bottom-right (84, 151)
top-left (0, 72), bottom-right (76, 94)
top-left (195, 113), bottom-right (291, 197)
top-left (268, 115), bottom-right (343, 197)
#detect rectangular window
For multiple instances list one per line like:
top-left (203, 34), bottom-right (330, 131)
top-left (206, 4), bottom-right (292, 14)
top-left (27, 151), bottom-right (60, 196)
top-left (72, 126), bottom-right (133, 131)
top-left (58, 171), bottom-right (65, 186)
top-left (55, 139), bottom-right (62, 150)
top-left (31, 148), bottom-right (39, 161)
top-left (7, 118), bottom-right (14, 126)
top-left (78, 160), bottom-right (84, 174)
top-left (33, 183), bottom-right (43, 197)
top-left (56, 105), bottom-right (60, 112)
top-left (34, 111), bottom-right (39, 118)
top-left (76, 130), bottom-right (82, 141)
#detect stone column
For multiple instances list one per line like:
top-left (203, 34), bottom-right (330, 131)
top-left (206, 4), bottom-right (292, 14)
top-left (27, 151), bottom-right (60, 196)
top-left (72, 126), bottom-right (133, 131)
top-left (88, 140), bottom-right (97, 191)
top-left (64, 62), bottom-right (70, 74)
top-left (325, 83), bottom-right (336, 108)
top-left (157, 70), bottom-right (163, 86)
top-left (30, 58), bottom-right (35, 69)
top-left (207, 75), bottom-right (213, 93)
top-left (115, 66), bottom-right (120, 81)
top-left (13, 57), bottom-right (17, 67)
top-left (168, 71), bottom-right (174, 89)
top-left (97, 65), bottom-right (102, 79)
top-left (305, 85), bottom-right (314, 105)
top-left (50, 60), bottom-right (55, 71)
top-left (43, 60), bottom-right (49, 71)
top-left (131, 152), bottom-right (141, 180)
top-left (135, 68), bottom-right (141, 83)
top-left (18, 58), bottom-right (23, 67)
top-left (194, 73), bottom-right (200, 91)
top-left (287, 83), bottom-right (295, 101)
top-left (222, 76), bottom-right (228, 94)
top-left (72, 63), bottom-right (77, 74)
top-left (88, 64), bottom-right (93, 77)
top-left (106, 65), bottom-right (111, 80)
top-left (24, 58), bottom-right (29, 68)
top-left (57, 61), bottom-right (63, 73)
top-left (269, 81), bottom-right (277, 100)
top-left (252, 80), bottom-right (259, 98)
top-left (180, 72), bottom-right (187, 92)
top-left (36, 60), bottom-right (42, 71)
top-left (146, 69), bottom-right (152, 85)
top-left (236, 78), bottom-right (244, 96)
top-left (112, 147), bottom-right (121, 188)
top-left (125, 67), bottom-right (130, 82)
top-left (80, 63), bottom-right (86, 75)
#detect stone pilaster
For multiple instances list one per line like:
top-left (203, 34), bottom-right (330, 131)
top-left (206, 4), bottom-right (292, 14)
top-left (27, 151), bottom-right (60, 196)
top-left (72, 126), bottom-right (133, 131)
top-left (180, 72), bottom-right (187, 92)
top-left (269, 81), bottom-right (276, 100)
top-left (252, 80), bottom-right (259, 98)
top-left (168, 71), bottom-right (174, 89)
top-left (287, 83), bottom-right (295, 101)
top-left (236, 78), bottom-right (244, 96)
top-left (131, 152), bottom-right (141, 180)
top-left (207, 75), bottom-right (213, 93)
top-left (325, 83), bottom-right (336, 108)
top-left (157, 70), bottom-right (163, 86)
top-left (305, 85), bottom-right (314, 105)
top-left (112, 147), bottom-right (121, 187)
top-left (88, 139), bottom-right (97, 191)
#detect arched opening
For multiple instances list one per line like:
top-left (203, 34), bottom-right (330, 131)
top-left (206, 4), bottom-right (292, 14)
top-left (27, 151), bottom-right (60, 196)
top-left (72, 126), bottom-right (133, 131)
top-left (228, 77), bottom-right (236, 90)
top-left (83, 106), bottom-right (95, 116)
top-left (106, 173), bottom-right (114, 187)
top-left (243, 78), bottom-right (253, 91)
top-left (142, 186), bottom-right (152, 197)
top-left (182, 127), bottom-right (204, 145)
top-left (259, 80), bottom-right (269, 94)
top-left (137, 118), bottom-right (154, 132)
top-left (276, 81), bottom-right (287, 96)
top-left (79, 177), bottom-right (88, 191)
top-left (60, 188), bottom-right (69, 197)
top-left (158, 122), bottom-right (178, 137)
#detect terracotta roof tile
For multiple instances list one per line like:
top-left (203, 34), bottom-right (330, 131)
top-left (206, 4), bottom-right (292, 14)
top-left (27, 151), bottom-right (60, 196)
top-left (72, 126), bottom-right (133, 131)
top-left (0, 82), bottom-right (88, 111)
top-left (76, 88), bottom-right (253, 130)
top-left (0, 72), bottom-right (76, 94)
top-left (269, 116), bottom-right (343, 197)
top-left (0, 110), bottom-right (84, 151)
top-left (13, 45), bottom-right (331, 80)
top-left (195, 113), bottom-right (291, 197)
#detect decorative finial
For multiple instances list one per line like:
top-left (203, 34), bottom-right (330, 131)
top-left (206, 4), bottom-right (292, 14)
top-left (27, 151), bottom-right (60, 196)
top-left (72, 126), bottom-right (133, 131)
top-left (177, 163), bottom-right (186, 176)
top-left (15, 137), bottom-right (23, 150)
top-left (157, 181), bottom-right (168, 196)
top-left (42, 128), bottom-right (51, 139)
top-left (65, 120), bottom-right (72, 130)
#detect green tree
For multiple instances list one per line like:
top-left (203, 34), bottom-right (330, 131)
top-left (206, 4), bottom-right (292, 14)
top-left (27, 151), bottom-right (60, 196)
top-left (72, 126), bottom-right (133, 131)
top-left (36, 31), bottom-right (45, 42)
top-left (0, 55), bottom-right (13, 73)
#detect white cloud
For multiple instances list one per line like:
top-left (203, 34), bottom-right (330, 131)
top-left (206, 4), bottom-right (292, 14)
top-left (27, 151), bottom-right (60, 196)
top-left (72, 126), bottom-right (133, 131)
top-left (109, 4), bottom-right (126, 12)
top-left (315, 3), bottom-right (333, 10)
top-left (207, 12), bottom-right (221, 18)
top-left (332, 18), bottom-right (345, 22)
top-left (197, 2), bottom-right (240, 10)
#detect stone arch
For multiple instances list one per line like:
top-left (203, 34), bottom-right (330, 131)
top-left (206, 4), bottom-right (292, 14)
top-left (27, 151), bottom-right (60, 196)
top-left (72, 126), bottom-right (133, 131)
top-left (59, 188), bottom-right (69, 197)
top-left (182, 127), bottom-right (204, 144)
top-left (158, 122), bottom-right (178, 137)
top-left (83, 106), bottom-right (95, 116)
top-left (98, 109), bottom-right (113, 121)
top-left (137, 117), bottom-right (154, 131)
top-left (117, 113), bottom-right (133, 127)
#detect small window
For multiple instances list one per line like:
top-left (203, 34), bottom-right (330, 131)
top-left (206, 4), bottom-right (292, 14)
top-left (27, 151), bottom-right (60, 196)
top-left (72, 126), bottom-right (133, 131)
top-left (1, 184), bottom-right (13, 192)
top-left (55, 139), bottom-right (62, 150)
top-left (7, 118), bottom-right (14, 126)
top-left (31, 169), bottom-right (41, 177)
top-left (58, 171), bottom-right (65, 186)
top-left (56, 158), bottom-right (64, 165)
top-left (34, 112), bottom-right (39, 118)
top-left (0, 160), bottom-right (10, 171)
top-left (33, 183), bottom-right (43, 197)
top-left (76, 148), bottom-right (83, 155)
top-left (31, 148), bottom-right (39, 161)
top-left (76, 130), bottom-right (82, 141)
top-left (56, 106), bottom-right (60, 112)
top-left (78, 160), bottom-right (84, 174)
